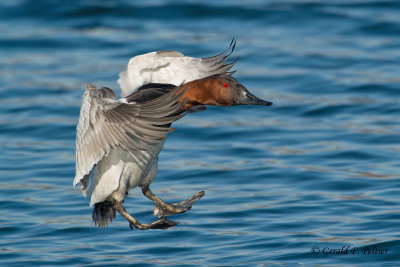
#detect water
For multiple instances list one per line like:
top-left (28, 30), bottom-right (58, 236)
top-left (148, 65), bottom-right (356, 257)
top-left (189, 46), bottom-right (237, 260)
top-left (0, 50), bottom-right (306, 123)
top-left (1, 0), bottom-right (399, 266)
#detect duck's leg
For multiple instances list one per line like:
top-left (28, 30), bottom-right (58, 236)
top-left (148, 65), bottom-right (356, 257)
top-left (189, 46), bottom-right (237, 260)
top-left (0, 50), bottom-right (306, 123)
top-left (114, 201), bottom-right (179, 230)
top-left (142, 186), bottom-right (205, 218)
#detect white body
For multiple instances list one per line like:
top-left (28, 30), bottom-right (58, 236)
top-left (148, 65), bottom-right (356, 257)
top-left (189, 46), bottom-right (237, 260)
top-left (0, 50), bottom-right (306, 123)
top-left (87, 142), bottom-right (163, 206)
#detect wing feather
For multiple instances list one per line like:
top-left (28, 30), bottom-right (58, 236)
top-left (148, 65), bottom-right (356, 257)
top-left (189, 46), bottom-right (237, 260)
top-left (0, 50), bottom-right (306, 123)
top-left (74, 83), bottom-right (185, 187)
top-left (118, 40), bottom-right (237, 96)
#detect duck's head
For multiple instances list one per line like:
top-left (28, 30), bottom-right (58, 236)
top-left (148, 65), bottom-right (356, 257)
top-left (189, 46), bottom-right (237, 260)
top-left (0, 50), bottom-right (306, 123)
top-left (180, 74), bottom-right (272, 109)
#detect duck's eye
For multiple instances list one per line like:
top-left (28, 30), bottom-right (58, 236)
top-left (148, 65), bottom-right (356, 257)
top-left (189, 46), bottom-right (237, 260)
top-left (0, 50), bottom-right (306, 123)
top-left (223, 83), bottom-right (229, 88)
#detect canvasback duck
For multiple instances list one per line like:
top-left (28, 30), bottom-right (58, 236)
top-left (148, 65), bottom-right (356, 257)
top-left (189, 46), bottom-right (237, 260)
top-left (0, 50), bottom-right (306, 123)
top-left (74, 41), bottom-right (272, 230)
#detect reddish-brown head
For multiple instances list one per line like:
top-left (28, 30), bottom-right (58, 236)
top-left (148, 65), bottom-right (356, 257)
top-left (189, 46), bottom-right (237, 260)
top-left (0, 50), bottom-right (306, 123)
top-left (178, 74), bottom-right (272, 110)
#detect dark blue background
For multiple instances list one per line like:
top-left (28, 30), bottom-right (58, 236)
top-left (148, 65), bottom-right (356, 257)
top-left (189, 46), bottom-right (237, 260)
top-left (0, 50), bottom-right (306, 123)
top-left (0, 0), bottom-right (399, 266)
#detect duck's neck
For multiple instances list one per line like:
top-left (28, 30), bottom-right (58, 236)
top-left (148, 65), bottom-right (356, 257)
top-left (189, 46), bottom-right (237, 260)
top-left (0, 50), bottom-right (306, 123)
top-left (177, 77), bottom-right (231, 112)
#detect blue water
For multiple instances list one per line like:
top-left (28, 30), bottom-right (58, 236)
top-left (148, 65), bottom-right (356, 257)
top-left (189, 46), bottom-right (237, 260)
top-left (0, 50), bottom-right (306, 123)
top-left (1, 0), bottom-right (399, 266)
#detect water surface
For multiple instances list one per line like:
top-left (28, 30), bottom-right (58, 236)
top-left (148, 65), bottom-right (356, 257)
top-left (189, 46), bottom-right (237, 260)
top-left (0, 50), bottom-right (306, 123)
top-left (0, 0), bottom-right (399, 266)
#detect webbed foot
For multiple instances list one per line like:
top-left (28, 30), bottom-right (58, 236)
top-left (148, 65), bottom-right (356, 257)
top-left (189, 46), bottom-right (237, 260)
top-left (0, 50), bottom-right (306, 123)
top-left (153, 191), bottom-right (205, 217)
top-left (114, 201), bottom-right (179, 230)
top-left (141, 186), bottom-right (205, 218)
top-left (129, 218), bottom-right (179, 230)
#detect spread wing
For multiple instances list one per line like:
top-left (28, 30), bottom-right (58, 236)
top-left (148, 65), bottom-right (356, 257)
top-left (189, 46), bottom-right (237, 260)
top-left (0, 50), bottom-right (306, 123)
top-left (74, 83), bottom-right (185, 187)
top-left (118, 39), bottom-right (237, 97)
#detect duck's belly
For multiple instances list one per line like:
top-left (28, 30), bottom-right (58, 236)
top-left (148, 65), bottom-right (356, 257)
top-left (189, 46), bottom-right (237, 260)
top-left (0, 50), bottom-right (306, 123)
top-left (87, 141), bottom-right (165, 206)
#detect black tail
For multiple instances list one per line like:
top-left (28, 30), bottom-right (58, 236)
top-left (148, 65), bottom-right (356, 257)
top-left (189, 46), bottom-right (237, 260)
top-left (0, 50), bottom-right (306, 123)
top-left (92, 200), bottom-right (116, 228)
